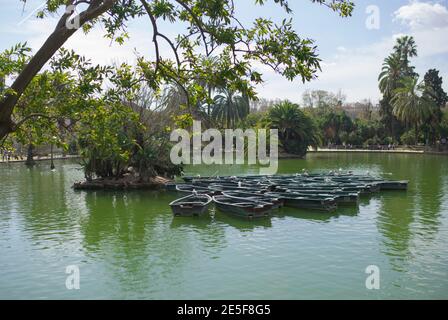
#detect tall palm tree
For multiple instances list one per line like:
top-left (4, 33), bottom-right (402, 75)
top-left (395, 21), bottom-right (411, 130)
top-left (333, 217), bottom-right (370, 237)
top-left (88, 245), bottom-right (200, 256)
top-left (393, 35), bottom-right (417, 61)
top-left (197, 56), bottom-right (221, 117)
top-left (268, 101), bottom-right (320, 157)
top-left (393, 35), bottom-right (417, 77)
top-left (378, 53), bottom-right (403, 138)
top-left (391, 76), bottom-right (434, 144)
top-left (378, 53), bottom-right (403, 96)
top-left (212, 89), bottom-right (250, 129)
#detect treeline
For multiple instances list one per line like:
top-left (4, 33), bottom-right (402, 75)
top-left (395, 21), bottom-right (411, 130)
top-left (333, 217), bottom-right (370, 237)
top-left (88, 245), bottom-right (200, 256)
top-left (1, 35), bottom-right (447, 180)
top-left (238, 36), bottom-right (448, 152)
top-left (378, 36), bottom-right (447, 145)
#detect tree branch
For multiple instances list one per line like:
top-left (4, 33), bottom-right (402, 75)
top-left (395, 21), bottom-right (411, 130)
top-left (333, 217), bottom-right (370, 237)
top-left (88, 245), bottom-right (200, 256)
top-left (0, 0), bottom-right (116, 139)
top-left (174, 0), bottom-right (210, 56)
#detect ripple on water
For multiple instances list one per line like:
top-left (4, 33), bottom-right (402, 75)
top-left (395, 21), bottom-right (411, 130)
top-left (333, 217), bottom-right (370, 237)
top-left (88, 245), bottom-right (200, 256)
top-left (1, 156), bottom-right (448, 299)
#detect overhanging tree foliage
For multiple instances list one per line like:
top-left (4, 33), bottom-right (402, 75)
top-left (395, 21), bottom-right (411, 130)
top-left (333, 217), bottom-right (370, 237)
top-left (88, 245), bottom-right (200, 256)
top-left (0, 0), bottom-right (354, 140)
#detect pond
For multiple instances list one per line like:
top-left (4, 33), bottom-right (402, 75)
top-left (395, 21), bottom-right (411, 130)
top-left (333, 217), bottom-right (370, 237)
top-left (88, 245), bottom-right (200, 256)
top-left (0, 153), bottom-right (447, 299)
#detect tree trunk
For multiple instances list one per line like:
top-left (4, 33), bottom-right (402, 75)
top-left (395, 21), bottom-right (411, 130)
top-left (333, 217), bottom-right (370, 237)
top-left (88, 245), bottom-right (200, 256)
top-left (415, 123), bottom-right (419, 145)
top-left (50, 144), bottom-right (55, 170)
top-left (0, 1), bottom-right (116, 140)
top-left (25, 144), bottom-right (35, 166)
top-left (391, 120), bottom-right (395, 141)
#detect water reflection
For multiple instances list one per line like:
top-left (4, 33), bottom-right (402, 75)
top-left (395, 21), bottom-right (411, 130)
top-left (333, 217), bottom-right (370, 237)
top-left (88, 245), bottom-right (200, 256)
top-left (276, 205), bottom-right (359, 222)
top-left (213, 211), bottom-right (273, 231)
top-left (374, 154), bottom-right (446, 274)
top-left (8, 163), bottom-right (78, 249)
top-left (1, 154), bottom-right (448, 299)
top-left (170, 215), bottom-right (227, 258)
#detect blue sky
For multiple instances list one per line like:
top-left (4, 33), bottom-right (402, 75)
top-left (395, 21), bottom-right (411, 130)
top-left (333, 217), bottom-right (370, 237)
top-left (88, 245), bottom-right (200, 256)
top-left (1, 0), bottom-right (447, 103)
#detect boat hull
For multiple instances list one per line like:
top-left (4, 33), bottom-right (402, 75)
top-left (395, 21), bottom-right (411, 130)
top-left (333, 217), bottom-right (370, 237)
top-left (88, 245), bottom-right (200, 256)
top-left (170, 203), bottom-right (211, 217)
top-left (169, 194), bottom-right (213, 217)
top-left (213, 196), bottom-right (272, 219)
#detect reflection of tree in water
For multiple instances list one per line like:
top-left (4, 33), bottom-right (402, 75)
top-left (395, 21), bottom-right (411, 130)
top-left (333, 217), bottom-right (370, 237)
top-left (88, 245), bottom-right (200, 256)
top-left (80, 191), bottom-right (227, 297)
top-left (12, 162), bottom-right (77, 248)
top-left (183, 164), bottom-right (261, 179)
top-left (170, 214), bottom-right (227, 259)
top-left (376, 155), bottom-right (417, 272)
top-left (414, 156), bottom-right (445, 240)
top-left (275, 206), bottom-right (358, 223)
top-left (376, 154), bottom-right (446, 272)
top-left (212, 210), bottom-right (273, 232)
top-left (377, 192), bottom-right (414, 271)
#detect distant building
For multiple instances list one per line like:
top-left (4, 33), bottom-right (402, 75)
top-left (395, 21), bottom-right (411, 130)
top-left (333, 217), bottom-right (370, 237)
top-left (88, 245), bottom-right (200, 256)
top-left (341, 101), bottom-right (379, 120)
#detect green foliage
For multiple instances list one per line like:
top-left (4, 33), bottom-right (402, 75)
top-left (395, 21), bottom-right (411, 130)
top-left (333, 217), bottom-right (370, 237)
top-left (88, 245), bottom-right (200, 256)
top-left (318, 110), bottom-right (354, 145)
top-left (439, 108), bottom-right (448, 138)
top-left (9, 48), bottom-right (110, 152)
top-left (400, 130), bottom-right (418, 146)
top-left (17, 0), bottom-right (354, 110)
top-left (379, 53), bottom-right (403, 97)
top-left (173, 113), bottom-right (194, 129)
top-left (393, 35), bottom-right (418, 77)
top-left (77, 102), bottom-right (137, 180)
top-left (378, 35), bottom-right (419, 139)
top-left (424, 69), bottom-right (448, 109)
top-left (391, 76), bottom-right (434, 144)
top-left (267, 101), bottom-right (320, 157)
top-left (4, 46), bottom-right (182, 179)
top-left (0, 43), bottom-right (31, 98)
top-left (310, 0), bottom-right (354, 17)
top-left (211, 89), bottom-right (250, 129)
top-left (364, 135), bottom-right (381, 146)
top-left (77, 97), bottom-right (182, 181)
top-left (239, 112), bottom-right (266, 129)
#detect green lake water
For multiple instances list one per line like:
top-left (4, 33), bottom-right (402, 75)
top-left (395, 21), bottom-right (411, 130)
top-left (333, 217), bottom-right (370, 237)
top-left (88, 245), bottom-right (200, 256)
top-left (0, 153), bottom-right (447, 299)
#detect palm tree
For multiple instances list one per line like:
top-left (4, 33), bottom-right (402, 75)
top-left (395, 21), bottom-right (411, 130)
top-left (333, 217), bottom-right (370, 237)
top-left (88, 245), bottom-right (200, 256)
top-left (394, 35), bottom-right (417, 60)
top-left (211, 89), bottom-right (250, 129)
top-left (378, 53), bottom-right (403, 138)
top-left (268, 101), bottom-right (320, 157)
top-left (393, 35), bottom-right (417, 77)
top-left (197, 56), bottom-right (221, 117)
top-left (391, 76), bottom-right (434, 144)
top-left (378, 53), bottom-right (403, 96)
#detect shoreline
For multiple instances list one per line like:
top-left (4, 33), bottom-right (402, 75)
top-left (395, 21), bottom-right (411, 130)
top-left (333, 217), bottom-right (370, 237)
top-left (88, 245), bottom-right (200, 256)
top-left (308, 148), bottom-right (448, 155)
top-left (0, 154), bottom-right (80, 164)
top-left (73, 176), bottom-right (171, 190)
top-left (1, 148), bottom-right (447, 165)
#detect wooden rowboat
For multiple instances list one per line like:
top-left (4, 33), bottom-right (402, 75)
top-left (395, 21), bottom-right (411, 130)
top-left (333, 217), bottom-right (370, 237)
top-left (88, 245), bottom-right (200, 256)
top-left (265, 192), bottom-right (338, 211)
top-left (283, 191), bottom-right (358, 206)
top-left (213, 195), bottom-right (273, 219)
top-left (169, 194), bottom-right (213, 217)
top-left (376, 180), bottom-right (408, 190)
top-left (222, 191), bottom-right (284, 209)
top-left (175, 184), bottom-right (216, 195)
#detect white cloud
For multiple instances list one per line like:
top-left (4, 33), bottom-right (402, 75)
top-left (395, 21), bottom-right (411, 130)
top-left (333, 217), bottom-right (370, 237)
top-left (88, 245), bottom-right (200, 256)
top-left (255, 37), bottom-right (395, 104)
top-left (256, 2), bottom-right (448, 104)
top-left (394, 1), bottom-right (448, 30)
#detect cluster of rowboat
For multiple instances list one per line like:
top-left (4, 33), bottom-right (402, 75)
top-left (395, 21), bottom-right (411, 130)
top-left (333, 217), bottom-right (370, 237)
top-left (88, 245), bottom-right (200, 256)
top-left (167, 172), bottom-right (408, 219)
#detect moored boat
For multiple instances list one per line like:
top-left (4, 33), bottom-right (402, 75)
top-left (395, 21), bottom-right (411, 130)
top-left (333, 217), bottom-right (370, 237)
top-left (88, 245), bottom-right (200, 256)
top-left (175, 184), bottom-right (216, 195)
top-left (222, 190), bottom-right (284, 209)
top-left (165, 182), bottom-right (179, 191)
top-left (213, 195), bottom-right (273, 218)
top-left (169, 194), bottom-right (213, 217)
top-left (172, 171), bottom-right (408, 216)
top-left (266, 192), bottom-right (338, 211)
top-left (376, 180), bottom-right (408, 190)
top-left (282, 190), bottom-right (359, 205)
top-left (208, 183), bottom-right (267, 193)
